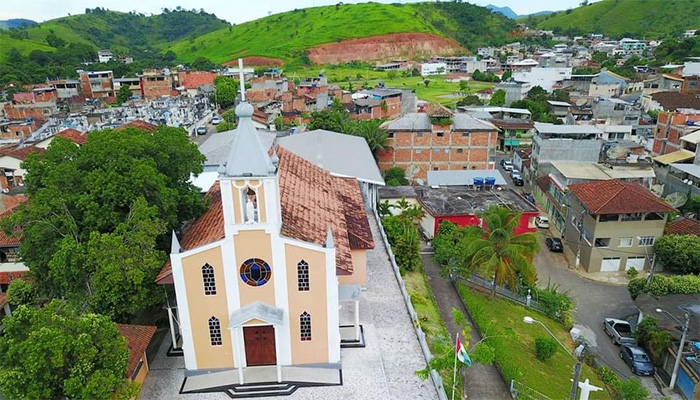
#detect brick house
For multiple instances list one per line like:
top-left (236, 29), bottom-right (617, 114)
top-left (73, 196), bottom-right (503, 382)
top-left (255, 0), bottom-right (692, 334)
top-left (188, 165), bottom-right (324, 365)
top-left (79, 70), bottom-right (115, 99)
top-left (0, 146), bottom-right (45, 189)
top-left (652, 110), bottom-right (700, 155)
top-left (116, 324), bottom-right (157, 385)
top-left (0, 120), bottom-right (41, 141)
top-left (177, 71), bottom-right (218, 97)
top-left (378, 105), bottom-right (497, 182)
top-left (3, 88), bottom-right (59, 121)
top-left (140, 70), bottom-right (174, 100)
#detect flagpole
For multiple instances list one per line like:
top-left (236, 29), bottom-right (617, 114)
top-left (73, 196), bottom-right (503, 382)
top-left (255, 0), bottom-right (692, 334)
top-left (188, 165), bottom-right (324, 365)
top-left (452, 332), bottom-right (459, 400)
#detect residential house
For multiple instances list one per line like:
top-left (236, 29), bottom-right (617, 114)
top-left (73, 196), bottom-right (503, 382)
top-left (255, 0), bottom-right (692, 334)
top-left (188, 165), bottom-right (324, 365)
top-left (512, 67), bottom-right (572, 92)
top-left (0, 119), bottom-right (42, 142)
top-left (154, 103), bottom-right (374, 394)
top-left (48, 79), bottom-right (82, 99)
top-left (642, 74), bottom-right (683, 95)
top-left (619, 38), bottom-right (646, 54)
top-left (426, 169), bottom-right (508, 188)
top-left (547, 100), bottom-right (571, 118)
top-left (663, 163), bottom-right (700, 198)
top-left (114, 77), bottom-right (142, 100)
top-left (540, 161), bottom-right (656, 233)
top-left (590, 70), bottom-right (629, 97)
top-left (490, 118), bottom-right (535, 152)
top-left (0, 195), bottom-right (30, 331)
top-left (513, 148), bottom-right (532, 180)
top-left (116, 324), bottom-right (157, 386)
top-left (34, 128), bottom-right (87, 149)
top-left (0, 146), bottom-right (45, 189)
top-left (177, 71), bottom-right (218, 97)
top-left (378, 106), bottom-right (498, 182)
top-left (79, 70), bottom-right (115, 99)
top-left (97, 49), bottom-right (114, 63)
top-left (681, 75), bottom-right (700, 95)
top-left (563, 180), bottom-right (674, 272)
top-left (140, 70), bottom-right (174, 100)
top-left (531, 123), bottom-right (603, 176)
top-left (591, 97), bottom-right (641, 125)
top-left (352, 89), bottom-right (403, 120)
top-left (494, 80), bottom-right (531, 106)
top-left (378, 185), bottom-right (539, 239)
top-left (3, 88), bottom-right (59, 121)
top-left (420, 63), bottom-right (447, 76)
top-left (652, 110), bottom-right (700, 156)
top-left (665, 217), bottom-right (700, 236)
top-left (595, 124), bottom-right (634, 141)
top-left (119, 55), bottom-right (134, 64)
top-left (276, 129), bottom-right (385, 207)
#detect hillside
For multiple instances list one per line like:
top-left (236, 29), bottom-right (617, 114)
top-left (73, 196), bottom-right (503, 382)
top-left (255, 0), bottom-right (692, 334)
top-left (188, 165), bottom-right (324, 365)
top-left (0, 19), bottom-right (37, 30)
top-left (170, 2), bottom-right (516, 66)
top-left (0, 8), bottom-right (229, 61)
top-left (486, 5), bottom-right (518, 19)
top-left (532, 0), bottom-right (700, 39)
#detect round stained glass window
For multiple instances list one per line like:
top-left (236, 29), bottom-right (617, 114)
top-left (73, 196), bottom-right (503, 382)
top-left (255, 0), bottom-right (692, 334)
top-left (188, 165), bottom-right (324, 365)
top-left (240, 258), bottom-right (271, 287)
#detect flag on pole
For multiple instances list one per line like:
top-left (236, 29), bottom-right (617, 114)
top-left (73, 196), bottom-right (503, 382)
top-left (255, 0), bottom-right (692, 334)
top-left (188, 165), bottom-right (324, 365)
top-left (456, 338), bottom-right (472, 366)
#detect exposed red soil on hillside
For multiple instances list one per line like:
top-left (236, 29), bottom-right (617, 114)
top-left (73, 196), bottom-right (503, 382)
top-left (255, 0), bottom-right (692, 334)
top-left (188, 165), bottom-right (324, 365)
top-left (307, 32), bottom-right (463, 64)
top-left (224, 56), bottom-right (284, 67)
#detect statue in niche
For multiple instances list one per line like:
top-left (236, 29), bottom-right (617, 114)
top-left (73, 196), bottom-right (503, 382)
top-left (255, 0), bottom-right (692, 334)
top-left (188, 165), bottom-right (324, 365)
top-left (245, 188), bottom-right (258, 223)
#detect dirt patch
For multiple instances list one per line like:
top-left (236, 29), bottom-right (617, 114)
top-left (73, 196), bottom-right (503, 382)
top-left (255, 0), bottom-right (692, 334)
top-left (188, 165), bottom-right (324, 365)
top-left (307, 32), bottom-right (463, 65)
top-left (223, 56), bottom-right (284, 67)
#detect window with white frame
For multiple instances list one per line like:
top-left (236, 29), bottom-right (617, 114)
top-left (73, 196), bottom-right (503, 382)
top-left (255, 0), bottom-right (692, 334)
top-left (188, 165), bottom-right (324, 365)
top-left (209, 316), bottom-right (222, 346)
top-left (202, 264), bottom-right (217, 295)
top-left (618, 237), bottom-right (634, 247)
top-left (297, 260), bottom-right (309, 291)
top-left (638, 236), bottom-right (655, 246)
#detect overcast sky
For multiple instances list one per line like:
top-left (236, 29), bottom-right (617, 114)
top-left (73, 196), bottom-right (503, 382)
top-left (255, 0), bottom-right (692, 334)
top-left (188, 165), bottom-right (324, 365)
top-left (2, 0), bottom-right (585, 24)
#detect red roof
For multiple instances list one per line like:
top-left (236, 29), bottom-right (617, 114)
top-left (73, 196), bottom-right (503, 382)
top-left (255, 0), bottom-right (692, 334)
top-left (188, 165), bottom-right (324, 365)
top-left (12, 93), bottom-right (33, 103)
top-left (535, 175), bottom-right (551, 192)
top-left (568, 180), bottom-right (676, 215)
top-left (116, 324), bottom-right (157, 379)
top-left (335, 177), bottom-right (374, 250)
top-left (180, 71), bottom-right (217, 90)
top-left (665, 217), bottom-right (700, 236)
top-left (0, 195), bottom-right (28, 246)
top-left (115, 120), bottom-right (158, 133)
top-left (0, 271), bottom-right (27, 285)
top-left (56, 129), bottom-right (87, 145)
top-left (0, 146), bottom-right (45, 161)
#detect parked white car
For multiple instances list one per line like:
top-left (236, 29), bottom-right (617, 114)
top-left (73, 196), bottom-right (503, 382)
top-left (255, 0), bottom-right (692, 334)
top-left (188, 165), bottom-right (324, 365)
top-left (211, 116), bottom-right (222, 125)
top-left (535, 216), bottom-right (549, 229)
top-left (502, 160), bottom-right (514, 171)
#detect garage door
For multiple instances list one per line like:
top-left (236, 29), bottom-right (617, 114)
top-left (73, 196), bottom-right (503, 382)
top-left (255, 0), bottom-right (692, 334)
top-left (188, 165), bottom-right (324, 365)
top-left (600, 257), bottom-right (622, 272)
top-left (625, 257), bottom-right (646, 271)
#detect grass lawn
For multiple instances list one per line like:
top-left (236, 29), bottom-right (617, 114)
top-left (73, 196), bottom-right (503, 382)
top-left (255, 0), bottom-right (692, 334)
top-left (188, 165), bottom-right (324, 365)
top-left (403, 268), bottom-right (461, 399)
top-left (286, 65), bottom-right (496, 107)
top-left (456, 284), bottom-right (612, 400)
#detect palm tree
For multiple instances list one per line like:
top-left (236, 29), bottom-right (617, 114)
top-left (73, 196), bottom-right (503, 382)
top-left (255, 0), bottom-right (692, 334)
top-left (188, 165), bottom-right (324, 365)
top-left (378, 201), bottom-right (394, 218)
top-left (353, 119), bottom-right (389, 158)
top-left (462, 205), bottom-right (538, 298)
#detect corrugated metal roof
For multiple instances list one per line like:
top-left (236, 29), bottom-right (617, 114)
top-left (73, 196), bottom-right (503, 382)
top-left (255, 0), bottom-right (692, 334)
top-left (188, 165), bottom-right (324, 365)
top-left (653, 150), bottom-right (695, 165)
top-left (383, 113), bottom-right (431, 131)
top-left (427, 170), bottom-right (507, 186)
top-left (453, 114), bottom-right (497, 131)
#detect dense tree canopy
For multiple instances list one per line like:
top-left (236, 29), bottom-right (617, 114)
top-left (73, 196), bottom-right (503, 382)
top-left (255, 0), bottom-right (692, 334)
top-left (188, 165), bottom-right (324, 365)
top-left (654, 234), bottom-right (700, 275)
top-left (14, 127), bottom-right (205, 319)
top-left (0, 300), bottom-right (135, 400)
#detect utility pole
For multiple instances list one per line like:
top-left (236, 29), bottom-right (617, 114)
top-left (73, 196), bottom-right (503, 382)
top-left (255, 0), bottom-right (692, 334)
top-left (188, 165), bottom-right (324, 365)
top-left (570, 344), bottom-right (586, 400)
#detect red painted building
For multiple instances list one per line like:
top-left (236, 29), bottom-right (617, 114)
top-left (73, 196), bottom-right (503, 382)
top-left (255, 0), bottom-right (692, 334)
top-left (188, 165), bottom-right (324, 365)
top-left (378, 185), bottom-right (539, 239)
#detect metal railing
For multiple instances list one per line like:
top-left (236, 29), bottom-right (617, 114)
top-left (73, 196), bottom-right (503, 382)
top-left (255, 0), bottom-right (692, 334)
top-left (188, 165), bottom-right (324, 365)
top-left (373, 210), bottom-right (448, 400)
top-left (510, 380), bottom-right (555, 400)
top-left (457, 274), bottom-right (547, 315)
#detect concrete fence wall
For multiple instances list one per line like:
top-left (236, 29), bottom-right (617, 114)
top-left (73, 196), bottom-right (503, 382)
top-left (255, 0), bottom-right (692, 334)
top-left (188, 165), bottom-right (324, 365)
top-left (373, 209), bottom-right (448, 400)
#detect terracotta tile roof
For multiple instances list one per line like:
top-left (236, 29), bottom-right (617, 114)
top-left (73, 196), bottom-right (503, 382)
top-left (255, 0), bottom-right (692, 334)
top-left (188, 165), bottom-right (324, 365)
top-left (650, 91), bottom-right (700, 111)
top-left (0, 196), bottom-right (27, 246)
top-left (665, 217), bottom-right (700, 236)
top-left (0, 271), bottom-right (27, 285)
top-left (0, 146), bottom-right (45, 161)
top-left (424, 103), bottom-right (453, 118)
top-left (12, 93), bottom-right (33, 103)
top-left (115, 120), bottom-right (158, 133)
top-left (568, 180), bottom-right (676, 215)
top-left (180, 71), bottom-right (217, 90)
top-left (155, 182), bottom-right (224, 284)
top-left (56, 129), bottom-right (87, 145)
top-left (277, 146), bottom-right (354, 274)
top-left (335, 177), bottom-right (374, 250)
top-left (116, 324), bottom-right (157, 379)
top-left (535, 175), bottom-right (551, 192)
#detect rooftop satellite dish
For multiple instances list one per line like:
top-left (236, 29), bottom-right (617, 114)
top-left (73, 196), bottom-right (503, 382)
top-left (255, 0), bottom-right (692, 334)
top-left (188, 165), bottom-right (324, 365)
top-left (665, 192), bottom-right (688, 208)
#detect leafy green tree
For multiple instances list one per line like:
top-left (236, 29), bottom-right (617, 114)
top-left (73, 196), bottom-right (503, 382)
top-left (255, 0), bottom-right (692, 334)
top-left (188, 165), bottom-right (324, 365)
top-left (382, 214), bottom-right (421, 273)
top-left (0, 300), bottom-right (136, 400)
top-left (211, 76), bottom-right (239, 108)
top-left (527, 86), bottom-right (548, 102)
top-left (384, 167), bottom-right (409, 186)
top-left (549, 89), bottom-right (570, 103)
top-left (308, 99), bottom-right (352, 132)
top-left (681, 195), bottom-right (700, 216)
top-left (457, 95), bottom-right (483, 107)
top-left (216, 120), bottom-right (236, 132)
top-left (16, 127), bottom-right (205, 318)
top-left (116, 84), bottom-right (132, 104)
top-left (45, 30), bottom-right (66, 48)
top-left (654, 234), bottom-right (700, 274)
top-left (221, 108), bottom-right (236, 123)
top-left (459, 80), bottom-right (470, 93)
top-left (441, 206), bottom-right (538, 298)
top-left (489, 89), bottom-right (506, 106)
top-left (5, 279), bottom-right (38, 306)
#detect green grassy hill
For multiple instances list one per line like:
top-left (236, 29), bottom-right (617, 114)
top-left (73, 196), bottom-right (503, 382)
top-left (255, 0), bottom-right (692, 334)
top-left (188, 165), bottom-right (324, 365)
top-left (0, 8), bottom-right (229, 61)
top-left (170, 2), bottom-right (516, 66)
top-left (531, 0), bottom-right (700, 39)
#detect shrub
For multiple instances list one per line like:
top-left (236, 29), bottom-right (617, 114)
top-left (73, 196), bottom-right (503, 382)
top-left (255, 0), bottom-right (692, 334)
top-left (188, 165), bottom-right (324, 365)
top-left (628, 274), bottom-right (700, 299)
top-left (381, 215), bottom-right (421, 273)
top-left (530, 280), bottom-right (575, 327)
top-left (654, 234), bottom-right (700, 274)
top-left (618, 377), bottom-right (649, 400)
top-left (626, 267), bottom-right (638, 279)
top-left (534, 337), bottom-right (558, 361)
top-left (596, 366), bottom-right (622, 387)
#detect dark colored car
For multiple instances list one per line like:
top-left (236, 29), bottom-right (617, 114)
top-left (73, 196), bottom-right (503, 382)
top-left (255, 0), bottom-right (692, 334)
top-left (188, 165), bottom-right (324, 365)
top-left (196, 126), bottom-right (207, 135)
top-left (545, 237), bottom-right (563, 252)
top-left (620, 345), bottom-right (654, 376)
top-left (513, 176), bottom-right (524, 186)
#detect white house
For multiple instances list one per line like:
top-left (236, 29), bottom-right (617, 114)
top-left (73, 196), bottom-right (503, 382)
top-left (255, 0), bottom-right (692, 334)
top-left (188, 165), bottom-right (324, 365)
top-left (421, 63), bottom-right (447, 77)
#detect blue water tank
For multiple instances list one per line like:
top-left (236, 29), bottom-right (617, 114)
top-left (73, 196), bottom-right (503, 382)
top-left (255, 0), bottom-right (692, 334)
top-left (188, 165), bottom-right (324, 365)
top-left (485, 177), bottom-right (496, 186)
top-left (473, 177), bottom-right (484, 187)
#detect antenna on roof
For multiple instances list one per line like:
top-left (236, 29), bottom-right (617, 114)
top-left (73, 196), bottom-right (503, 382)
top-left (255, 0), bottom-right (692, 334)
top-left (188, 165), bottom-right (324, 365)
top-left (238, 58), bottom-right (246, 102)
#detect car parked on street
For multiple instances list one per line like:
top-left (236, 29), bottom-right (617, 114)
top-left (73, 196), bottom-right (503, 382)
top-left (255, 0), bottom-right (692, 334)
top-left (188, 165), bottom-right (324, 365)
top-left (603, 318), bottom-right (637, 345)
top-left (511, 169), bottom-right (521, 178)
top-left (619, 345), bottom-right (654, 376)
top-left (535, 216), bottom-right (549, 229)
top-left (546, 237), bottom-right (563, 252)
top-left (501, 160), bottom-right (514, 171)
top-left (513, 176), bottom-right (524, 186)
top-left (211, 116), bottom-right (222, 125)
top-left (196, 126), bottom-right (207, 135)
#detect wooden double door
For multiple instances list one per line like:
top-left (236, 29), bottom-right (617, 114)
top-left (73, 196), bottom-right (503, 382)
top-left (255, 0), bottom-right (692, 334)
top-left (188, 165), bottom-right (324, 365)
top-left (243, 325), bottom-right (276, 366)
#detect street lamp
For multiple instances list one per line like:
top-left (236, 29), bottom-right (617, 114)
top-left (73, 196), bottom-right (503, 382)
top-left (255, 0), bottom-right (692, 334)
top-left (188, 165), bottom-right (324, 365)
top-left (524, 316), bottom-right (585, 400)
top-left (656, 308), bottom-right (690, 390)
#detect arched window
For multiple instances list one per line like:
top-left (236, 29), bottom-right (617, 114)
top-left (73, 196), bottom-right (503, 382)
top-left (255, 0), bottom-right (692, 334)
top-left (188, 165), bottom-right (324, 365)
top-left (202, 264), bottom-right (216, 295)
top-left (209, 316), bottom-right (222, 346)
top-left (300, 312), bottom-right (311, 341)
top-left (297, 260), bottom-right (309, 291)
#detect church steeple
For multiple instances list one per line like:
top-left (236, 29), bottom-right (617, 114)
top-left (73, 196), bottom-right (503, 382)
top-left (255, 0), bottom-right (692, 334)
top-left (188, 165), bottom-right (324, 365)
top-left (222, 102), bottom-right (276, 177)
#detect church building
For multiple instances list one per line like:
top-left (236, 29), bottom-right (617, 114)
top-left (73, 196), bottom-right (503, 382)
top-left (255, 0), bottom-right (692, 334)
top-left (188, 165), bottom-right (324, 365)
top-left (155, 101), bottom-right (373, 396)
